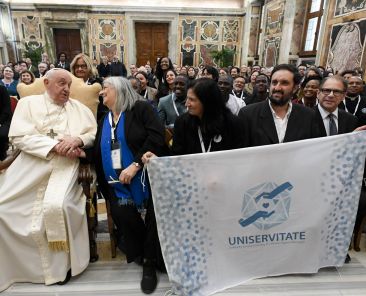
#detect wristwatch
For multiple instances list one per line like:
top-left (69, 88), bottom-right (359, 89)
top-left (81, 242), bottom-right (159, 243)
top-left (133, 162), bottom-right (141, 168)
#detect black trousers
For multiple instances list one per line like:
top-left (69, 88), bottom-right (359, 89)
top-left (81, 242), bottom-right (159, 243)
top-left (108, 194), bottom-right (163, 267)
top-left (0, 140), bottom-right (8, 161)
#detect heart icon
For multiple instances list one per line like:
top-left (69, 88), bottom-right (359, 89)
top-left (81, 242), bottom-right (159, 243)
top-left (263, 202), bottom-right (269, 208)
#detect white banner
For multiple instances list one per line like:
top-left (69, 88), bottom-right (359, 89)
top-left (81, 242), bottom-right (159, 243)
top-left (148, 132), bottom-right (366, 296)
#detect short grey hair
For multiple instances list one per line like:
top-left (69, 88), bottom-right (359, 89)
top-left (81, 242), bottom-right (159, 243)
top-left (103, 76), bottom-right (142, 114)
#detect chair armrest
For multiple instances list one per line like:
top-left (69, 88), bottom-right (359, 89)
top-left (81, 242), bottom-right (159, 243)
top-left (0, 149), bottom-right (20, 171)
top-left (78, 163), bottom-right (93, 185)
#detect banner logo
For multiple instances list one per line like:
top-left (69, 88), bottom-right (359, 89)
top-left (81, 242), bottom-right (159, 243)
top-left (239, 182), bottom-right (293, 230)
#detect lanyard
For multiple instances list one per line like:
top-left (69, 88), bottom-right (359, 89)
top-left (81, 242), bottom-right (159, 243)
top-left (232, 90), bottom-right (244, 101)
top-left (108, 112), bottom-right (122, 141)
top-left (198, 127), bottom-right (212, 153)
top-left (143, 89), bottom-right (148, 99)
top-left (344, 96), bottom-right (360, 116)
top-left (171, 93), bottom-right (181, 116)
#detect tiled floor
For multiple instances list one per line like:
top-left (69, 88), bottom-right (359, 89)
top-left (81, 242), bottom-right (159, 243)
top-left (3, 200), bottom-right (366, 295)
top-left (3, 251), bottom-right (366, 296)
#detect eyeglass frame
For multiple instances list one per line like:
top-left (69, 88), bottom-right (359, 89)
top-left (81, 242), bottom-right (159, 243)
top-left (74, 64), bottom-right (88, 70)
top-left (320, 88), bottom-right (345, 97)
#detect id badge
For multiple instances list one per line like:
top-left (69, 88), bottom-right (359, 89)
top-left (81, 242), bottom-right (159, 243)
top-left (111, 141), bottom-right (122, 169)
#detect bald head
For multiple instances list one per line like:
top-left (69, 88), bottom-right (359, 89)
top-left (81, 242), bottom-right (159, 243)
top-left (44, 69), bottom-right (72, 105)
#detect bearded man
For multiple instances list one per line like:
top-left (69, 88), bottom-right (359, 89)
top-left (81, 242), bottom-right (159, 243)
top-left (0, 68), bottom-right (97, 291)
top-left (238, 64), bottom-right (320, 147)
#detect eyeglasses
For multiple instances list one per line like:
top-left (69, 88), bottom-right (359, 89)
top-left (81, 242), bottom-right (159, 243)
top-left (74, 64), bottom-right (87, 70)
top-left (320, 88), bottom-right (345, 97)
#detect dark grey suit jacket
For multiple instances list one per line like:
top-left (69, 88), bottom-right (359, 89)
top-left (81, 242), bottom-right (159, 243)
top-left (314, 106), bottom-right (358, 137)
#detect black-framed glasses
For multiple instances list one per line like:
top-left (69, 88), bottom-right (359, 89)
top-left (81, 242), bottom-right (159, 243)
top-left (320, 88), bottom-right (345, 97)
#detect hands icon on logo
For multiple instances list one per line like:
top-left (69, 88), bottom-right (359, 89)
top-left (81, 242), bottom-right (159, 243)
top-left (239, 182), bottom-right (293, 228)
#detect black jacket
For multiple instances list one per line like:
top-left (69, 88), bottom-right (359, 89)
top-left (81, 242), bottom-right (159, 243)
top-left (314, 106), bottom-right (358, 136)
top-left (338, 96), bottom-right (366, 126)
top-left (238, 101), bottom-right (320, 147)
top-left (110, 62), bottom-right (127, 77)
top-left (0, 85), bottom-right (12, 160)
top-left (172, 111), bottom-right (245, 155)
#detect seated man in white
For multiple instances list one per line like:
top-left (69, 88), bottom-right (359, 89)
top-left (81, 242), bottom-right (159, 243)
top-left (0, 68), bottom-right (97, 291)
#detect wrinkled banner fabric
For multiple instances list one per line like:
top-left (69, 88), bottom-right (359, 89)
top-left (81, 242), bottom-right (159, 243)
top-left (147, 132), bottom-right (366, 296)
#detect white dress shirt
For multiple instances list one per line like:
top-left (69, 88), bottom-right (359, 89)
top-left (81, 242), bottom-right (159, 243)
top-left (269, 101), bottom-right (292, 143)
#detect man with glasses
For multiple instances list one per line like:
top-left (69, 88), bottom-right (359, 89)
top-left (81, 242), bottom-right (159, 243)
top-left (232, 76), bottom-right (248, 104)
top-left (339, 76), bottom-right (366, 126)
top-left (317, 75), bottom-right (366, 264)
top-left (315, 76), bottom-right (358, 137)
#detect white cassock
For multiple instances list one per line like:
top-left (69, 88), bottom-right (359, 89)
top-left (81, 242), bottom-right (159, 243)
top-left (0, 92), bottom-right (97, 292)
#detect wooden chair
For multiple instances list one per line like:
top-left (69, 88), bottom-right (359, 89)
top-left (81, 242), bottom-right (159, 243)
top-left (16, 74), bottom-right (102, 261)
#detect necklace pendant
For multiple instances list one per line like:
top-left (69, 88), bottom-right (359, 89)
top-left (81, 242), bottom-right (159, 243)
top-left (47, 129), bottom-right (58, 139)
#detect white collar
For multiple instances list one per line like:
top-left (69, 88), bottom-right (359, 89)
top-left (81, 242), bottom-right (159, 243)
top-left (318, 104), bottom-right (338, 120)
top-left (269, 100), bottom-right (292, 119)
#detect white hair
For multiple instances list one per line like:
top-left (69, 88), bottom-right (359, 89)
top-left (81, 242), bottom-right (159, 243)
top-left (103, 77), bottom-right (142, 114)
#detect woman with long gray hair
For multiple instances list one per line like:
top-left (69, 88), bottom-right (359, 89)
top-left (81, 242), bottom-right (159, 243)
top-left (92, 76), bottom-right (167, 294)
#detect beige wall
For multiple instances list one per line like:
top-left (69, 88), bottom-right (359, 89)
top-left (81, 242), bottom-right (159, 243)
top-left (8, 0), bottom-right (245, 9)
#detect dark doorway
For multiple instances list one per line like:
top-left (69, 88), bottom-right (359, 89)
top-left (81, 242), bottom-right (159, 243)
top-left (135, 23), bottom-right (169, 69)
top-left (53, 28), bottom-right (82, 63)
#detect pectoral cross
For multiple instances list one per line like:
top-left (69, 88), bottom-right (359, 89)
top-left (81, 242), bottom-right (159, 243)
top-left (47, 129), bottom-right (58, 139)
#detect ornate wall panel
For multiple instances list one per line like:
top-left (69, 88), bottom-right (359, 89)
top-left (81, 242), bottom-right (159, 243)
top-left (262, 0), bottom-right (285, 67)
top-left (12, 12), bottom-right (45, 57)
top-left (182, 19), bottom-right (196, 41)
top-left (11, 8), bottom-right (243, 68)
top-left (264, 37), bottom-right (280, 67)
top-left (11, 10), bottom-right (126, 64)
top-left (223, 20), bottom-right (239, 42)
top-left (327, 19), bottom-right (366, 73)
top-left (335, 0), bottom-right (366, 17)
top-left (265, 2), bottom-right (284, 35)
top-left (88, 14), bottom-right (125, 63)
top-left (178, 15), bottom-right (243, 66)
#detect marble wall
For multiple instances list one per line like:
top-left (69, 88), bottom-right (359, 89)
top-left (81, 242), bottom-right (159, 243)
top-left (248, 5), bottom-right (262, 61)
top-left (9, 7), bottom-right (243, 67)
top-left (11, 9), bottom-right (126, 64)
top-left (178, 16), bottom-right (243, 66)
top-left (88, 15), bottom-right (126, 63)
top-left (261, 0), bottom-right (285, 67)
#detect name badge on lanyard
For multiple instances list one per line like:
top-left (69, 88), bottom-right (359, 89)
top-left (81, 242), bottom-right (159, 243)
top-left (109, 113), bottom-right (122, 170)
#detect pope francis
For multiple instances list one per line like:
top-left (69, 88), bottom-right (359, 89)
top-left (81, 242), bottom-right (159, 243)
top-left (0, 68), bottom-right (97, 291)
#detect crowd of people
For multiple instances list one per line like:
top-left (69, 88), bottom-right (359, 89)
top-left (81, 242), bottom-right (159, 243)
top-left (1, 52), bottom-right (366, 294)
